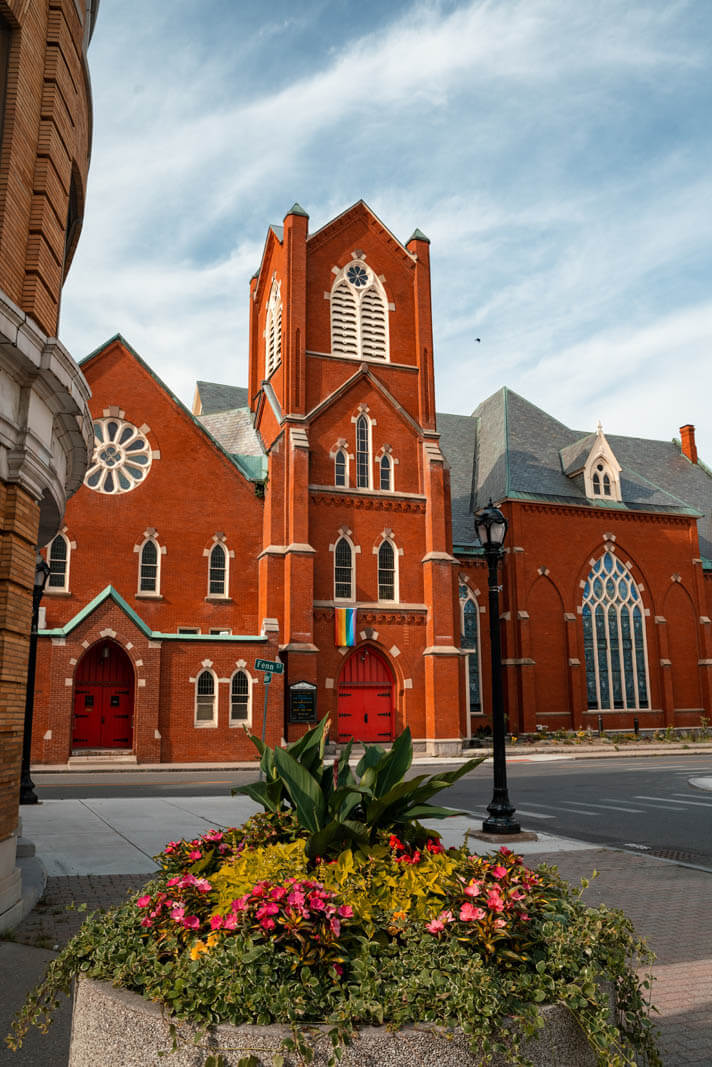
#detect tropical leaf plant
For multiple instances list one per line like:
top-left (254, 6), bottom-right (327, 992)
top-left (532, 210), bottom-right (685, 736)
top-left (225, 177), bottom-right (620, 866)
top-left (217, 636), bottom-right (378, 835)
top-left (233, 719), bottom-right (485, 858)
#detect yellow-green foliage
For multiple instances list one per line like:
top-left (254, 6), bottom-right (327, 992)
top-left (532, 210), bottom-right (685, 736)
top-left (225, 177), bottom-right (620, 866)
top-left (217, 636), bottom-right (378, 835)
top-left (211, 840), bottom-right (310, 913)
top-left (211, 842), bottom-right (461, 932)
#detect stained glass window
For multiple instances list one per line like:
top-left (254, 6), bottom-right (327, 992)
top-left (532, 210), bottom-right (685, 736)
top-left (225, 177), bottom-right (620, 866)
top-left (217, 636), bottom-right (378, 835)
top-left (139, 539), bottom-right (158, 592)
top-left (356, 415), bottom-right (370, 488)
top-left (85, 418), bottom-right (152, 494)
top-left (195, 671), bottom-right (216, 724)
top-left (380, 454), bottom-right (392, 491)
top-left (582, 551), bottom-right (649, 710)
top-left (461, 594), bottom-right (482, 719)
top-left (334, 449), bottom-right (347, 487)
top-left (209, 544), bottom-right (227, 596)
top-left (48, 534), bottom-right (69, 589)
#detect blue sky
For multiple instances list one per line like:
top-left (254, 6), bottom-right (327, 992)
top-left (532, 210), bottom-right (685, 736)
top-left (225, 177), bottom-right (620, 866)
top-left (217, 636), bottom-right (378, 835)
top-left (62, 0), bottom-right (712, 457)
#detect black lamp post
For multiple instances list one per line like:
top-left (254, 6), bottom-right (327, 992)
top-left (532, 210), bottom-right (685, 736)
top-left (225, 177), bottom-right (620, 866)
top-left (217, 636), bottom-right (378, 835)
top-left (20, 552), bottom-right (50, 805)
top-left (475, 500), bottom-right (520, 835)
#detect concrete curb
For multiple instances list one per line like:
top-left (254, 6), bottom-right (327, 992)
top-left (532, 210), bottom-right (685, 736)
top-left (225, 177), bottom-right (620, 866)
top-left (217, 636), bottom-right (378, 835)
top-left (16, 853), bottom-right (47, 924)
top-left (31, 741), bottom-right (712, 773)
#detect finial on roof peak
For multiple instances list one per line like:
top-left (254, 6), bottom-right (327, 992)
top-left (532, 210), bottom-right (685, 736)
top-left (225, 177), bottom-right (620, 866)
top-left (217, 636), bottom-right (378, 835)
top-left (596, 419), bottom-right (603, 436)
top-left (285, 202), bottom-right (309, 219)
top-left (407, 227), bottom-right (430, 245)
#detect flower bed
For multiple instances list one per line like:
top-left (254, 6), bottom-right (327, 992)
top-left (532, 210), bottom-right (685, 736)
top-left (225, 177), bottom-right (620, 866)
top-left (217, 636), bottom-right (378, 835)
top-left (7, 723), bottom-right (660, 1066)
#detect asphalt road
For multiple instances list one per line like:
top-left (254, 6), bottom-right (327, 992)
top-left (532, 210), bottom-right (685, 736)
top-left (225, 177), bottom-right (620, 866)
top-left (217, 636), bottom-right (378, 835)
top-left (31, 753), bottom-right (712, 869)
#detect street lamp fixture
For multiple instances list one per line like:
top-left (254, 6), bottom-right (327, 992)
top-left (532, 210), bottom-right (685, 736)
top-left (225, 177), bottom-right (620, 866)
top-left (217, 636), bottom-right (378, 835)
top-left (475, 500), bottom-right (521, 835)
top-left (20, 552), bottom-right (51, 805)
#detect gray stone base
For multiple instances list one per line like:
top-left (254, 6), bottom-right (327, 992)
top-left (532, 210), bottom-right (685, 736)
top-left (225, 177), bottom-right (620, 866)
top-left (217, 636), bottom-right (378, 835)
top-left (69, 978), bottom-right (597, 1066)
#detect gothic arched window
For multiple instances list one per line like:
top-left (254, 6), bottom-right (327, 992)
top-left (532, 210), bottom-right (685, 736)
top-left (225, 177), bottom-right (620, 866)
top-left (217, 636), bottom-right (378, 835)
top-left (379, 454), bottom-right (392, 491)
top-left (139, 538), bottom-right (160, 594)
top-left (230, 670), bottom-right (251, 724)
top-left (334, 536), bottom-right (354, 600)
top-left (356, 414), bottom-right (371, 489)
top-left (209, 543), bottom-right (228, 597)
top-left (48, 533), bottom-right (70, 591)
top-left (334, 448), bottom-right (348, 488)
top-left (195, 670), bottom-right (217, 726)
top-left (377, 539), bottom-right (397, 602)
top-left (460, 587), bottom-right (483, 729)
top-left (582, 551), bottom-right (650, 711)
top-left (330, 261), bottom-right (388, 360)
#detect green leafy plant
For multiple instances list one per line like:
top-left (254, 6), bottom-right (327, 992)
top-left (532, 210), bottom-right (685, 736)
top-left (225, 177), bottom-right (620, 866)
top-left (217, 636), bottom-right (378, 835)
top-left (233, 721), bottom-right (484, 858)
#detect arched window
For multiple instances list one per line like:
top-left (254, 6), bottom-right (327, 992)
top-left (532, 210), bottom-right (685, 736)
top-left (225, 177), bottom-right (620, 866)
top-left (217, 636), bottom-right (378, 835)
top-left (379, 454), bottom-right (392, 491)
top-left (591, 463), bottom-right (613, 497)
top-left (139, 538), bottom-right (160, 594)
top-left (377, 540), bottom-right (397, 602)
top-left (334, 537), bottom-right (354, 600)
top-left (334, 448), bottom-right (348, 488)
top-left (265, 280), bottom-right (282, 377)
top-left (582, 551), bottom-right (650, 711)
top-left (330, 262), bottom-right (389, 360)
top-left (208, 543), bottom-right (228, 597)
top-left (356, 414), bottom-right (371, 489)
top-left (460, 587), bottom-right (483, 731)
top-left (230, 670), bottom-right (251, 725)
top-left (48, 533), bottom-right (70, 591)
top-left (195, 670), bottom-right (217, 726)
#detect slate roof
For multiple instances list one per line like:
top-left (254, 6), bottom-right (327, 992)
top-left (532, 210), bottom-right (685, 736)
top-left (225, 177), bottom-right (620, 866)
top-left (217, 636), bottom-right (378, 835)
top-left (438, 386), bottom-right (712, 557)
top-left (198, 409), bottom-right (264, 457)
top-left (196, 382), bottom-right (248, 414)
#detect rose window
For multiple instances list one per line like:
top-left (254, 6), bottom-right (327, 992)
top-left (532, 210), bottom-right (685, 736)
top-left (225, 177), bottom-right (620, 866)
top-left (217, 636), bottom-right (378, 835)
top-left (346, 264), bottom-right (369, 287)
top-left (85, 418), bottom-right (153, 494)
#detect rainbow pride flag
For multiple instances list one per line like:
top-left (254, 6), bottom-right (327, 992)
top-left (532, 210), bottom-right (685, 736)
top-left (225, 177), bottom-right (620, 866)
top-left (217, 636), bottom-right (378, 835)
top-left (335, 607), bottom-right (356, 647)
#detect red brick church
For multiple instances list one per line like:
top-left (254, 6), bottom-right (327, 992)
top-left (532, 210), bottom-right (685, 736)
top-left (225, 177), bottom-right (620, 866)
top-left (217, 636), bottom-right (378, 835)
top-left (32, 202), bottom-right (712, 764)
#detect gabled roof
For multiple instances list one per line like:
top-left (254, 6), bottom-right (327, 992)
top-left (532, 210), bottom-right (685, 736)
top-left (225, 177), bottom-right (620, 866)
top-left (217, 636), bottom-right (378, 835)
top-left (81, 336), bottom-right (264, 483)
top-left (306, 363), bottom-right (423, 436)
top-left (438, 386), bottom-right (712, 553)
top-left (307, 200), bottom-right (416, 266)
top-left (39, 585), bottom-right (265, 641)
top-left (196, 381), bottom-right (248, 414)
top-left (198, 408), bottom-right (264, 456)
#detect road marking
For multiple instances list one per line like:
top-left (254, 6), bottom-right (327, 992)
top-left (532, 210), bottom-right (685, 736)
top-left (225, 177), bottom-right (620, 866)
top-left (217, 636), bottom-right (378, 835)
top-left (574, 801), bottom-right (645, 814)
top-left (633, 796), bottom-right (692, 808)
top-left (624, 842), bottom-right (650, 850)
top-left (511, 808), bottom-right (556, 820)
top-left (669, 794), bottom-right (712, 808)
top-left (554, 806), bottom-right (598, 816)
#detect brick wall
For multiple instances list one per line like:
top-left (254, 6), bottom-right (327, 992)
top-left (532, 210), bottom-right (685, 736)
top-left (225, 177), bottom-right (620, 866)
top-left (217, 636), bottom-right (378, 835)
top-left (0, 482), bottom-right (39, 842)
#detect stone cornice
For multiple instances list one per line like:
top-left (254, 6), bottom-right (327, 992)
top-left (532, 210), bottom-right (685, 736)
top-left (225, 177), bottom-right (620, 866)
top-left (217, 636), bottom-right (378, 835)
top-left (310, 490), bottom-right (425, 513)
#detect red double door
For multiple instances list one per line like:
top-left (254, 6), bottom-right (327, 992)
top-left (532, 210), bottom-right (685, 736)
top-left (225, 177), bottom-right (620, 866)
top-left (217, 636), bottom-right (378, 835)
top-left (337, 646), bottom-right (394, 743)
top-left (72, 640), bottom-right (134, 749)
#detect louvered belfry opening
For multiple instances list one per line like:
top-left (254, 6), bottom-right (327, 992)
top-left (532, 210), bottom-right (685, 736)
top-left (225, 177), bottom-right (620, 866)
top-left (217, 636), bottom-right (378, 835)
top-left (330, 263), bottom-right (388, 360)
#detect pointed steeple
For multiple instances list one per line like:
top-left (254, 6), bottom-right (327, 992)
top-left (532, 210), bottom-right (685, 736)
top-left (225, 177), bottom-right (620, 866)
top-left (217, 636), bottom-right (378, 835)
top-left (284, 202), bottom-right (309, 219)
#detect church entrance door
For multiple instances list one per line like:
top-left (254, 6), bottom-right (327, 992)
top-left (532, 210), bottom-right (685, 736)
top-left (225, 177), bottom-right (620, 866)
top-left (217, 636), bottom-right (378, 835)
top-left (337, 646), bottom-right (394, 743)
top-left (72, 639), bottom-right (134, 750)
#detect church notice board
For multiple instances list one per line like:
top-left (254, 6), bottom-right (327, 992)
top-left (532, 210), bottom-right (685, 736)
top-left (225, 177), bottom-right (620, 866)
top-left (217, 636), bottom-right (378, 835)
top-left (288, 681), bottom-right (317, 724)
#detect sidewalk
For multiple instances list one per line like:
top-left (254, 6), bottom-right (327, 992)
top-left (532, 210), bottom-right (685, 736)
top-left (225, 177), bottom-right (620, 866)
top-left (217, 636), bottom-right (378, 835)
top-left (3, 790), bottom-right (711, 1065)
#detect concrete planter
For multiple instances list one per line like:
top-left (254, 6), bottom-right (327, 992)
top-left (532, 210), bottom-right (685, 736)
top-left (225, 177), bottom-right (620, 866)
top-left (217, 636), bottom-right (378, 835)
top-left (69, 977), bottom-right (598, 1066)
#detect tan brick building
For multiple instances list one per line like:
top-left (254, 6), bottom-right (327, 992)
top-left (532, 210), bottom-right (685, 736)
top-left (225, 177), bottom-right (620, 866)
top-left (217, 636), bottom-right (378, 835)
top-left (0, 0), bottom-right (98, 930)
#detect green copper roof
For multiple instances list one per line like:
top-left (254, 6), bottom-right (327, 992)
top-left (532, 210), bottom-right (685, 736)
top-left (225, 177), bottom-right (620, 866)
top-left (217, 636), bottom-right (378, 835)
top-left (39, 585), bottom-right (265, 642)
top-left (285, 202), bottom-right (309, 219)
top-left (407, 228), bottom-right (430, 244)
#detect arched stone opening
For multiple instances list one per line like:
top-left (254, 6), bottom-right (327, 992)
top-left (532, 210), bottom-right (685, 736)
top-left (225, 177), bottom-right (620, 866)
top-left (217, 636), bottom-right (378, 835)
top-left (72, 639), bottom-right (135, 750)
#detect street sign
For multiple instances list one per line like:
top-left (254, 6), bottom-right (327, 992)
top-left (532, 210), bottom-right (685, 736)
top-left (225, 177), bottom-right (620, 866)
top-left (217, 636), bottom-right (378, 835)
top-left (255, 658), bottom-right (284, 674)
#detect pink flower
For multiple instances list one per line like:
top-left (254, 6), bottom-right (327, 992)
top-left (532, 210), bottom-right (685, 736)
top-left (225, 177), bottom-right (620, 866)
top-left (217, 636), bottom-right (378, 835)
top-left (223, 913), bottom-right (238, 930)
top-left (308, 894), bottom-right (326, 911)
top-left (464, 880), bottom-right (481, 898)
top-left (140, 917), bottom-right (153, 928)
top-left (170, 906), bottom-right (186, 921)
top-left (491, 865), bottom-right (507, 880)
top-left (194, 878), bottom-right (212, 893)
top-left (520, 912), bottom-right (530, 922)
top-left (499, 846), bottom-right (512, 856)
top-left (426, 839), bottom-right (444, 854)
top-left (494, 918), bottom-right (507, 929)
top-left (459, 903), bottom-right (486, 922)
top-left (486, 891), bottom-right (505, 913)
top-left (210, 915), bottom-right (224, 930)
top-left (437, 910), bottom-right (454, 924)
top-left (510, 889), bottom-right (525, 901)
top-left (256, 903), bottom-right (280, 921)
top-left (269, 886), bottom-right (287, 901)
top-left (166, 877), bottom-right (181, 887)
top-left (329, 917), bottom-right (341, 937)
top-left (232, 895), bottom-right (249, 912)
top-left (332, 963), bottom-right (344, 977)
top-left (426, 918), bottom-right (446, 934)
top-left (188, 850), bottom-right (202, 861)
top-left (136, 895), bottom-right (152, 908)
top-left (287, 890), bottom-right (305, 908)
top-left (182, 915), bottom-right (200, 930)
top-left (337, 905), bottom-right (353, 918)
top-left (259, 917), bottom-right (276, 931)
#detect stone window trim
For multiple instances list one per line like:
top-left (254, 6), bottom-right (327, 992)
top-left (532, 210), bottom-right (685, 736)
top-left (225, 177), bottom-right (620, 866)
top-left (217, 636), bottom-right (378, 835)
top-left (85, 415), bottom-right (155, 495)
top-left (204, 536), bottom-right (232, 599)
top-left (353, 410), bottom-right (373, 490)
top-left (46, 530), bottom-right (74, 593)
top-left (332, 531), bottom-right (357, 601)
top-left (194, 667), bottom-right (218, 728)
top-left (229, 667), bottom-right (254, 727)
top-left (376, 535), bottom-right (399, 604)
top-left (135, 532), bottom-right (163, 596)
top-left (583, 423), bottom-right (622, 502)
top-left (329, 259), bottom-right (390, 362)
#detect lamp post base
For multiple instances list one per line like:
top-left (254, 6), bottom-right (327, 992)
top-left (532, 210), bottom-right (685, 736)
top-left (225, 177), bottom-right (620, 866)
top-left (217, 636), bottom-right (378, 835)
top-left (19, 773), bottom-right (39, 805)
top-left (482, 797), bottom-right (521, 835)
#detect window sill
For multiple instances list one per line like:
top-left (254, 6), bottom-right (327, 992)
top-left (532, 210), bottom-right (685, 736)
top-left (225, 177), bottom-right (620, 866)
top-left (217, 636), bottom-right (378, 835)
top-left (45, 589), bottom-right (72, 597)
top-left (229, 721), bottom-right (251, 728)
top-left (194, 722), bottom-right (218, 729)
top-left (135, 592), bottom-right (163, 599)
top-left (205, 596), bottom-right (233, 603)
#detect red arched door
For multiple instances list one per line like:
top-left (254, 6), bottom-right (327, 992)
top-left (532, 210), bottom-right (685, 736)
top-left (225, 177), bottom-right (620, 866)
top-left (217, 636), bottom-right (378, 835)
top-left (72, 640), bottom-right (134, 750)
top-left (337, 646), bottom-right (394, 742)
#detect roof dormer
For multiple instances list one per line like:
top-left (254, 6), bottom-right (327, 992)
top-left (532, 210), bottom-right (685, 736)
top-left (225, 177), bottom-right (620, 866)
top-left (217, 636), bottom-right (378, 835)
top-left (583, 423), bottom-right (622, 502)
